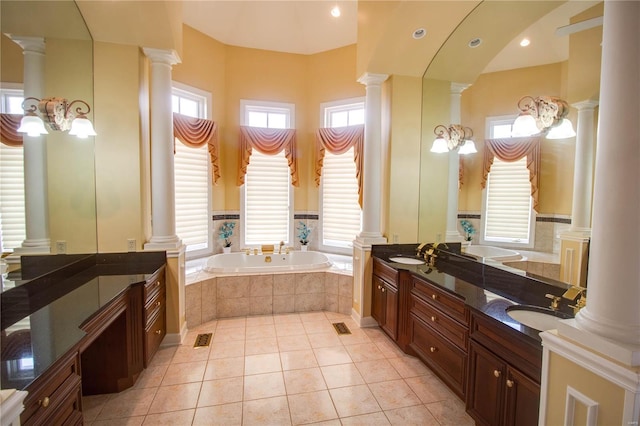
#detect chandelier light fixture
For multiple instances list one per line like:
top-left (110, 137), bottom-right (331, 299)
top-left (430, 124), bottom-right (477, 155)
top-left (17, 97), bottom-right (97, 139)
top-left (511, 95), bottom-right (575, 139)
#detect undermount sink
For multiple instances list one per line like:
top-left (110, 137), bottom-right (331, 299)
top-left (388, 256), bottom-right (425, 265)
top-left (506, 305), bottom-right (572, 332)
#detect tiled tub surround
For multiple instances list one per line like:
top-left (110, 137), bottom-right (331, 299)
top-left (186, 271), bottom-right (353, 327)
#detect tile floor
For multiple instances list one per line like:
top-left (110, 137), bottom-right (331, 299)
top-left (83, 311), bottom-right (475, 425)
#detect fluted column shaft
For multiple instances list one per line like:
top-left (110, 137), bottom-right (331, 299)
top-left (570, 100), bottom-right (598, 233)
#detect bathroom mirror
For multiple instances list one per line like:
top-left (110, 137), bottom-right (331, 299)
top-left (418, 0), bottom-right (602, 281)
top-left (1, 0), bottom-right (97, 254)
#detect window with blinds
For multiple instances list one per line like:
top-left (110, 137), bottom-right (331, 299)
top-left (0, 87), bottom-right (25, 253)
top-left (241, 100), bottom-right (294, 246)
top-left (482, 117), bottom-right (534, 246)
top-left (172, 84), bottom-right (212, 258)
top-left (320, 98), bottom-right (364, 252)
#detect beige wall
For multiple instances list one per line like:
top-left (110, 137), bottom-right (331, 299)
top-left (0, 34), bottom-right (23, 83)
top-left (567, 3), bottom-right (603, 103)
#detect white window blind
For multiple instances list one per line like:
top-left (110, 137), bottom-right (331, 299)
top-left (172, 84), bottom-right (212, 257)
top-left (484, 157), bottom-right (532, 243)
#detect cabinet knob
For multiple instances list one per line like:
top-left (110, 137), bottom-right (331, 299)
top-left (156, 281), bottom-right (160, 287)
top-left (377, 285), bottom-right (382, 290)
top-left (381, 287), bottom-right (386, 293)
top-left (493, 370), bottom-right (501, 378)
top-left (429, 346), bottom-right (437, 353)
top-left (155, 329), bottom-right (162, 335)
top-left (430, 316), bottom-right (437, 322)
top-left (156, 301), bottom-right (161, 308)
top-left (506, 379), bottom-right (514, 388)
top-left (39, 396), bottom-right (50, 408)
top-left (431, 294), bottom-right (437, 300)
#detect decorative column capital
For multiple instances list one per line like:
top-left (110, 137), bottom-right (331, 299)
top-left (357, 73), bottom-right (389, 87)
top-left (450, 82), bottom-right (471, 95)
top-left (572, 100), bottom-right (599, 111)
top-left (7, 35), bottom-right (45, 54)
top-left (142, 48), bottom-right (181, 66)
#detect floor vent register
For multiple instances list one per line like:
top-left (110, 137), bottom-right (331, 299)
top-left (332, 322), bottom-right (351, 335)
top-left (193, 333), bottom-right (213, 348)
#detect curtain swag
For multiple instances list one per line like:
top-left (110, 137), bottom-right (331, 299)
top-left (173, 113), bottom-right (221, 185)
top-left (237, 126), bottom-right (299, 187)
top-left (315, 125), bottom-right (364, 208)
top-left (0, 113), bottom-right (24, 147)
top-left (481, 137), bottom-right (542, 212)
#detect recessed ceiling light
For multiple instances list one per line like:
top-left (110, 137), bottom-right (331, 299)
top-left (520, 38), bottom-right (531, 47)
top-left (468, 38), bottom-right (482, 48)
top-left (413, 28), bottom-right (426, 40)
top-left (331, 6), bottom-right (341, 17)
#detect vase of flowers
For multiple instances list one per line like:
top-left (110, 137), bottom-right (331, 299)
top-left (460, 220), bottom-right (475, 251)
top-left (296, 221), bottom-right (311, 251)
top-left (219, 221), bottom-right (235, 253)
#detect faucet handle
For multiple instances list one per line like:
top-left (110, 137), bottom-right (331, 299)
top-left (545, 293), bottom-right (561, 310)
top-left (562, 286), bottom-right (586, 301)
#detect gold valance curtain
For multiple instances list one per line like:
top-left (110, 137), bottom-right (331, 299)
top-left (0, 113), bottom-right (23, 147)
top-left (481, 137), bottom-right (542, 212)
top-left (173, 113), bottom-right (221, 185)
top-left (314, 125), bottom-right (364, 208)
top-left (237, 126), bottom-right (299, 187)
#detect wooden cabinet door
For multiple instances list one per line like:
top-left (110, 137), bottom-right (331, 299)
top-left (467, 341), bottom-right (506, 426)
top-left (504, 366), bottom-right (540, 426)
top-left (371, 275), bottom-right (385, 325)
top-left (381, 282), bottom-right (398, 340)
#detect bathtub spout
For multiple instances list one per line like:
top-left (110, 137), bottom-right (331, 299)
top-left (279, 241), bottom-right (285, 254)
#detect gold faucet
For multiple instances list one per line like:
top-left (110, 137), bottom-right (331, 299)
top-left (279, 241), bottom-right (285, 254)
top-left (416, 242), bottom-right (427, 255)
top-left (545, 294), bottom-right (562, 310)
top-left (265, 255), bottom-right (272, 263)
top-left (562, 286), bottom-right (587, 314)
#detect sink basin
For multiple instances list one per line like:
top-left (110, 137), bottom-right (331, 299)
top-left (388, 256), bottom-right (425, 265)
top-left (506, 305), bottom-right (572, 332)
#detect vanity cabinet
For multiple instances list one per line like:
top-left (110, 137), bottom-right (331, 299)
top-left (21, 348), bottom-right (83, 426)
top-left (372, 258), bottom-right (399, 341)
top-left (408, 275), bottom-right (469, 398)
top-left (143, 268), bottom-right (166, 367)
top-left (466, 310), bottom-right (541, 426)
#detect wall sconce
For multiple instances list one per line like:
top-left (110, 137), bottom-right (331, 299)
top-left (511, 96), bottom-right (575, 139)
top-left (431, 124), bottom-right (477, 155)
top-left (17, 97), bottom-right (97, 139)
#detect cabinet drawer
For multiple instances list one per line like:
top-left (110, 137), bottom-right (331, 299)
top-left (412, 276), bottom-right (467, 324)
top-left (145, 306), bottom-right (166, 365)
top-left (410, 313), bottom-right (466, 397)
top-left (373, 258), bottom-right (398, 288)
top-left (144, 287), bottom-right (165, 326)
top-left (144, 273), bottom-right (164, 301)
top-left (411, 293), bottom-right (468, 350)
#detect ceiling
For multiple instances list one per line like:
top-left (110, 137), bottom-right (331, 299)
top-left (181, 0), bottom-right (599, 75)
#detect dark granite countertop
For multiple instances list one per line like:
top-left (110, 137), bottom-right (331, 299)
top-left (371, 244), bottom-right (574, 343)
top-left (0, 252), bottom-right (166, 391)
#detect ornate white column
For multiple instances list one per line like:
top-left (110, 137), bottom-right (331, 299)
top-left (444, 82), bottom-right (470, 242)
top-left (142, 48), bottom-right (182, 251)
top-left (352, 73), bottom-right (388, 326)
top-left (10, 36), bottom-right (50, 255)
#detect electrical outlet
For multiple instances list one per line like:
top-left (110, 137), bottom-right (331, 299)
top-left (127, 239), bottom-right (136, 252)
top-left (436, 233), bottom-right (442, 242)
top-left (56, 241), bottom-right (66, 254)
top-left (392, 234), bottom-right (399, 244)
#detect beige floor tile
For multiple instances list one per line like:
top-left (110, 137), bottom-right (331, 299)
top-left (245, 352), bottom-right (282, 375)
top-left (280, 349), bottom-right (319, 370)
top-left (340, 411), bottom-right (390, 426)
top-left (273, 313), bottom-right (302, 324)
top-left (141, 409), bottom-right (195, 425)
top-left (299, 311), bottom-right (328, 323)
top-left (283, 367), bottom-right (327, 394)
top-left (288, 390), bottom-right (338, 425)
top-left (197, 377), bottom-right (244, 407)
top-left (193, 402), bottom-right (243, 425)
top-left (368, 379), bottom-right (422, 410)
top-left (354, 359), bottom-right (401, 384)
top-left (308, 332), bottom-right (343, 348)
top-left (320, 364), bottom-right (365, 388)
top-left (374, 339), bottom-right (406, 359)
top-left (172, 344), bottom-right (211, 364)
top-left (245, 324), bottom-right (277, 340)
top-left (324, 311), bottom-right (350, 321)
top-left (302, 320), bottom-right (336, 334)
top-left (133, 364), bottom-right (168, 389)
top-left (209, 340), bottom-right (245, 359)
top-left (148, 346), bottom-right (177, 367)
top-left (161, 360), bottom-right (206, 386)
top-left (344, 342), bottom-right (386, 362)
top-left (204, 356), bottom-right (245, 380)
top-left (338, 329), bottom-right (372, 346)
top-left (243, 372), bottom-right (286, 400)
top-left (275, 322), bottom-right (307, 337)
top-left (390, 355), bottom-right (432, 378)
top-left (147, 383), bottom-right (201, 414)
top-left (82, 394), bottom-right (111, 422)
top-left (95, 387), bottom-right (157, 420)
top-left (425, 398), bottom-right (475, 426)
top-left (242, 396), bottom-right (291, 426)
top-left (313, 346), bottom-right (352, 366)
top-left (213, 326), bottom-right (246, 342)
top-left (329, 385), bottom-right (381, 418)
top-left (246, 315), bottom-right (275, 326)
top-left (405, 374), bottom-right (456, 403)
top-left (245, 337), bottom-right (279, 355)
top-left (361, 327), bottom-right (390, 341)
top-left (384, 405), bottom-right (439, 425)
top-left (278, 334), bottom-right (312, 351)
top-left (303, 420), bottom-right (341, 426)
top-left (91, 417), bottom-right (145, 426)
top-left (216, 317), bottom-right (247, 329)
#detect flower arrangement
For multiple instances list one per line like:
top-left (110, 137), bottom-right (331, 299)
top-left (218, 221), bottom-right (236, 247)
top-left (460, 220), bottom-right (476, 241)
top-left (296, 221), bottom-right (311, 245)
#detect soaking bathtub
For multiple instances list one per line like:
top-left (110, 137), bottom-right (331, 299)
top-left (464, 245), bottom-right (523, 261)
top-left (204, 250), bottom-right (333, 274)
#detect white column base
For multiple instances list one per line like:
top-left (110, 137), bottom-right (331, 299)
top-left (144, 236), bottom-right (182, 251)
top-left (355, 234), bottom-right (388, 245)
top-left (444, 231), bottom-right (464, 242)
top-left (14, 239), bottom-right (51, 255)
top-left (559, 229), bottom-right (592, 240)
top-left (0, 389), bottom-right (28, 426)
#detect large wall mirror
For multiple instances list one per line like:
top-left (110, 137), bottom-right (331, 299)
top-left (1, 0), bottom-right (97, 255)
top-left (419, 1), bottom-right (602, 279)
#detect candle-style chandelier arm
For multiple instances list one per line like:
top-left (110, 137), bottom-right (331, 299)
top-left (431, 124), bottom-right (476, 154)
top-left (66, 99), bottom-right (92, 118)
top-left (17, 96), bottom-right (97, 138)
